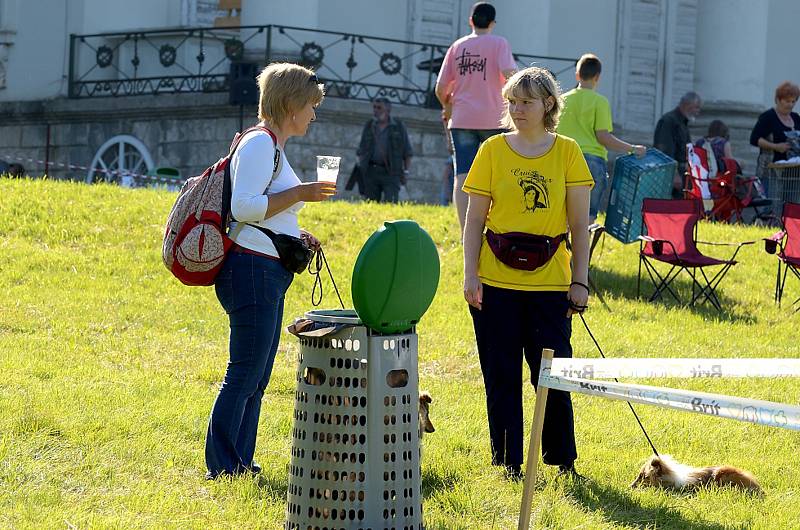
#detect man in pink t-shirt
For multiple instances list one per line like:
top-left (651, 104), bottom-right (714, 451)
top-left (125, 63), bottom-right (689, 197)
top-left (435, 2), bottom-right (516, 234)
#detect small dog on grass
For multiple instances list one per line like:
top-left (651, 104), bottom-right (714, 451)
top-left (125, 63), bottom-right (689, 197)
top-left (631, 454), bottom-right (761, 494)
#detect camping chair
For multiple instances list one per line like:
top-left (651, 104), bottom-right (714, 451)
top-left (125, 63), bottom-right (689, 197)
top-left (718, 157), bottom-right (773, 223)
top-left (685, 143), bottom-right (740, 222)
top-left (764, 201), bottom-right (800, 309)
top-left (685, 143), bottom-right (771, 223)
top-left (637, 198), bottom-right (753, 311)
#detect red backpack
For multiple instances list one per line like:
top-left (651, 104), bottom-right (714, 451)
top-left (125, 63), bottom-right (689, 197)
top-left (162, 126), bottom-right (280, 286)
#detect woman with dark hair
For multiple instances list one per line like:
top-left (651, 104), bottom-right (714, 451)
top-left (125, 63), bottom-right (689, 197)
top-left (697, 120), bottom-right (733, 163)
top-left (750, 81), bottom-right (800, 180)
top-left (696, 119), bottom-right (733, 171)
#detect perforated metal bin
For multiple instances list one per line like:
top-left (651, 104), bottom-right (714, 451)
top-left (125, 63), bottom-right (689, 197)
top-left (285, 309), bottom-right (423, 530)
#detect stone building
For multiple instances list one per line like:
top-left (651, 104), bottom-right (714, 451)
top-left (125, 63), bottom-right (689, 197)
top-left (1, 0), bottom-right (797, 202)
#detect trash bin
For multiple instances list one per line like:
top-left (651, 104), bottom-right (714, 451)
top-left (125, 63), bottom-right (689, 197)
top-left (285, 221), bottom-right (440, 530)
top-left (148, 166), bottom-right (182, 191)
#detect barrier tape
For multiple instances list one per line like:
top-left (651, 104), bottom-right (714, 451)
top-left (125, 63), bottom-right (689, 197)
top-left (550, 358), bottom-right (800, 380)
top-left (1, 154), bottom-right (183, 184)
top-left (540, 372), bottom-right (800, 431)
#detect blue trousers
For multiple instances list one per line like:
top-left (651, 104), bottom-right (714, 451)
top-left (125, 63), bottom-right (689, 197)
top-left (205, 251), bottom-right (293, 477)
top-left (584, 154), bottom-right (608, 220)
top-left (469, 285), bottom-right (577, 468)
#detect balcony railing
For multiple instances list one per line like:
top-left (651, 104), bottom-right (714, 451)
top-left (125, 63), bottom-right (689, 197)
top-left (69, 24), bottom-right (576, 107)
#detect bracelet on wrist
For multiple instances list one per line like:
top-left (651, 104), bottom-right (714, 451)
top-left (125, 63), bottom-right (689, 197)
top-left (570, 281), bottom-right (590, 293)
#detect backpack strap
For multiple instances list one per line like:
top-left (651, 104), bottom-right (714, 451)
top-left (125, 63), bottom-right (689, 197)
top-left (226, 126), bottom-right (282, 239)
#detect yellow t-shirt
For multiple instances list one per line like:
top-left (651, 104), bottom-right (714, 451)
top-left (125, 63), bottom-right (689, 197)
top-left (557, 87), bottom-right (614, 160)
top-left (462, 134), bottom-right (593, 291)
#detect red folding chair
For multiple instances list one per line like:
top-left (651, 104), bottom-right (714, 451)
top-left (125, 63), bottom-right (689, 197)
top-left (684, 143), bottom-right (740, 222)
top-left (637, 198), bottom-right (753, 311)
top-left (685, 143), bottom-right (771, 223)
top-left (764, 202), bottom-right (800, 309)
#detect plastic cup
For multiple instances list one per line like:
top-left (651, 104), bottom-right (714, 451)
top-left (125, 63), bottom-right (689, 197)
top-left (316, 156), bottom-right (341, 184)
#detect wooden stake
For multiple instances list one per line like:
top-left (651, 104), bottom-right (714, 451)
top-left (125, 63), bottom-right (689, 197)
top-left (517, 348), bottom-right (554, 530)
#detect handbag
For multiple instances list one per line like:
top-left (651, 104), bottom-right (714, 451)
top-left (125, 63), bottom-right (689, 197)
top-left (485, 229), bottom-right (567, 271)
top-left (248, 225), bottom-right (313, 273)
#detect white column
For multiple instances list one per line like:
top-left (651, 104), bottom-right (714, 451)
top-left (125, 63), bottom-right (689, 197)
top-left (694, 0), bottom-right (768, 106)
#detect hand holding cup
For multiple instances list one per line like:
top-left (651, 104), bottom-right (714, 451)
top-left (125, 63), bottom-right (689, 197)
top-left (298, 181), bottom-right (336, 202)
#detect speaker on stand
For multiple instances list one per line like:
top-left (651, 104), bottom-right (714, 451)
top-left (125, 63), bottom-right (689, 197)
top-left (229, 62), bottom-right (259, 132)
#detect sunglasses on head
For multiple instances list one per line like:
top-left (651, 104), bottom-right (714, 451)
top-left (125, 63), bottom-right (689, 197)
top-left (308, 74), bottom-right (319, 84)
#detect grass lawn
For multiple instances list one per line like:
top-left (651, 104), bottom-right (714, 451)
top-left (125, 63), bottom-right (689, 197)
top-left (1, 178), bottom-right (799, 529)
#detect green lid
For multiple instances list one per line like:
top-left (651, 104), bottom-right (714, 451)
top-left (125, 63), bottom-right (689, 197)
top-left (351, 220), bottom-right (440, 334)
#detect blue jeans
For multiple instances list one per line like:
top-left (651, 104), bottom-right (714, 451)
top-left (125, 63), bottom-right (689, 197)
top-left (205, 252), bottom-right (293, 477)
top-left (451, 128), bottom-right (506, 175)
top-left (584, 154), bottom-right (608, 220)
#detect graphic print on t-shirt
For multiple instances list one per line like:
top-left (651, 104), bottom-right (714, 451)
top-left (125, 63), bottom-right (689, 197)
top-left (515, 168), bottom-right (550, 213)
top-left (456, 48), bottom-right (487, 80)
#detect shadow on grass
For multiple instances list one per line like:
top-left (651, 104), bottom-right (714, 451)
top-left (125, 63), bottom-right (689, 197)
top-left (421, 466), bottom-right (461, 498)
top-left (590, 265), bottom-right (756, 324)
top-left (255, 471), bottom-right (289, 499)
top-left (567, 479), bottom-right (742, 530)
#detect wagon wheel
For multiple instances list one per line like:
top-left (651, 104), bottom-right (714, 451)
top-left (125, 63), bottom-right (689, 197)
top-left (86, 135), bottom-right (154, 187)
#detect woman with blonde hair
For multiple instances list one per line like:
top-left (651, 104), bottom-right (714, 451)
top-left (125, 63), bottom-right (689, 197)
top-left (205, 63), bottom-right (336, 479)
top-left (462, 66), bottom-right (592, 480)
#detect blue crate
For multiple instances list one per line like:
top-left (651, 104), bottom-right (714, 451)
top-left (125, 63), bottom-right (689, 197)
top-left (605, 148), bottom-right (676, 243)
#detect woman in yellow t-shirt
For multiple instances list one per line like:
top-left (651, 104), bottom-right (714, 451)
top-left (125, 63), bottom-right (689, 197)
top-left (462, 66), bottom-right (593, 480)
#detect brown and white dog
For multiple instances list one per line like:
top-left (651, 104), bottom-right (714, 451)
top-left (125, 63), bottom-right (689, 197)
top-left (418, 391), bottom-right (435, 437)
top-left (631, 454), bottom-right (761, 493)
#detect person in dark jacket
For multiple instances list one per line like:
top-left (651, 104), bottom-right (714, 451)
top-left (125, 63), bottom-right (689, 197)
top-left (653, 92), bottom-right (702, 198)
top-left (356, 97), bottom-right (413, 203)
top-left (750, 81), bottom-right (800, 180)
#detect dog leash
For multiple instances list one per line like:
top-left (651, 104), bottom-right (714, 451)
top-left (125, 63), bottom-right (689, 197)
top-left (578, 312), bottom-right (660, 457)
top-left (308, 246), bottom-right (345, 309)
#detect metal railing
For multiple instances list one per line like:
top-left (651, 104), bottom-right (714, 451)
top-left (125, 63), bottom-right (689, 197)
top-left (69, 24), bottom-right (576, 107)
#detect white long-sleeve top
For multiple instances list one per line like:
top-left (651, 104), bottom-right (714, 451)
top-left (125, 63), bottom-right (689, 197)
top-left (229, 130), bottom-right (304, 257)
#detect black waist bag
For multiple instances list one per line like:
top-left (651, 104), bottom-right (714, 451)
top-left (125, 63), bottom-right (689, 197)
top-left (485, 229), bottom-right (568, 271)
top-left (250, 224), bottom-right (313, 274)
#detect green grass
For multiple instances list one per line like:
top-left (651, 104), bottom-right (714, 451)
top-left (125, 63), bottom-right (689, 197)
top-left (1, 178), bottom-right (799, 529)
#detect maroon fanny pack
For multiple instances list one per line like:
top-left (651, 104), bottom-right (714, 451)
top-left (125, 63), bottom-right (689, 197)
top-left (485, 229), bottom-right (568, 271)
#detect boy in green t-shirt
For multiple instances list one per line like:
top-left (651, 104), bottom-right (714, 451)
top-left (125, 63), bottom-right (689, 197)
top-left (557, 54), bottom-right (646, 223)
